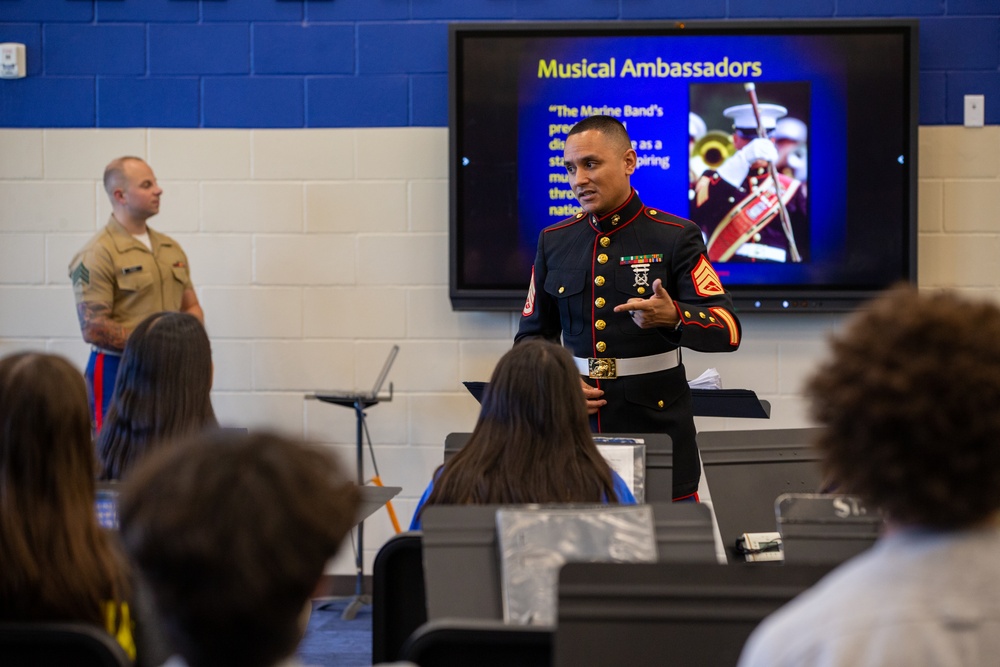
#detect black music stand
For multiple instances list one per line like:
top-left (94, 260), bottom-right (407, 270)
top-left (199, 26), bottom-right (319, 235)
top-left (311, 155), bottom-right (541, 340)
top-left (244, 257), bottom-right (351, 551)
top-left (307, 388), bottom-right (394, 620)
top-left (463, 381), bottom-right (771, 418)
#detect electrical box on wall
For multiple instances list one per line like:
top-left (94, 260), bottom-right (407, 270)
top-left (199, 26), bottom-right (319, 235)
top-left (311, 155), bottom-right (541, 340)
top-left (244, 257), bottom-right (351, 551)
top-left (0, 43), bottom-right (27, 79)
top-left (964, 94), bottom-right (985, 127)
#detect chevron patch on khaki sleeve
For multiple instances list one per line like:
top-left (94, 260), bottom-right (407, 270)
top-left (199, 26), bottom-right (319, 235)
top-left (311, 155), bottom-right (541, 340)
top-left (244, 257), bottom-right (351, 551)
top-left (71, 262), bottom-right (91, 286)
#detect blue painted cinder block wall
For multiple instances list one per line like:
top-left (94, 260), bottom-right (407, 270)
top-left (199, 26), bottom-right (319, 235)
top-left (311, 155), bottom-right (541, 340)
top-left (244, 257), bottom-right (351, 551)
top-left (1, 0), bottom-right (997, 127)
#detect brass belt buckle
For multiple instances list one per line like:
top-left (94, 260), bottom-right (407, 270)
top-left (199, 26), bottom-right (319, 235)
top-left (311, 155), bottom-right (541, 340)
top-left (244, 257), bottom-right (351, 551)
top-left (588, 357), bottom-right (617, 380)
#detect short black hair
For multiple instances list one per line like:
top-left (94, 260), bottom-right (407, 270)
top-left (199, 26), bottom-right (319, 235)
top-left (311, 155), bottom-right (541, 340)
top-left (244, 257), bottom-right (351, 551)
top-left (567, 115), bottom-right (633, 152)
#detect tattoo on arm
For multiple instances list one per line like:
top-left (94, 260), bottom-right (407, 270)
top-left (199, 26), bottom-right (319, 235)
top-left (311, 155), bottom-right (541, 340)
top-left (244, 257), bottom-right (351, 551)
top-left (76, 302), bottom-right (128, 351)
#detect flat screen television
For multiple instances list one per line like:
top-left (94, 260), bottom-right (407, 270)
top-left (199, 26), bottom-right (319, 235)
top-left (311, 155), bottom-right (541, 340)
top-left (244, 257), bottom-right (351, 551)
top-left (448, 20), bottom-right (918, 312)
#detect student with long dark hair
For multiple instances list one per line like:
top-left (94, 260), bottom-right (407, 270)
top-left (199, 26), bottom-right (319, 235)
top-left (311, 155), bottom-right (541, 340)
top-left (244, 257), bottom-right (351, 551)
top-left (0, 352), bottom-right (136, 657)
top-left (410, 339), bottom-right (635, 529)
top-left (97, 311), bottom-right (217, 480)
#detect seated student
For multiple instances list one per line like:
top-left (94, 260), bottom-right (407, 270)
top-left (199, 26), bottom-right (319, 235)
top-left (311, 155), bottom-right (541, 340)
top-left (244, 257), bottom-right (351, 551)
top-left (97, 311), bottom-right (217, 480)
top-left (411, 339), bottom-right (635, 530)
top-left (0, 352), bottom-right (138, 660)
top-left (118, 430), bottom-right (360, 667)
top-left (739, 286), bottom-right (1000, 667)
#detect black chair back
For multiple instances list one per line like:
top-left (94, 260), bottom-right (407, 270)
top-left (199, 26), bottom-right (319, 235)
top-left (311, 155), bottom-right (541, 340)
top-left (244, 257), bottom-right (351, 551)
top-left (0, 622), bottom-right (131, 667)
top-left (372, 531), bottom-right (427, 664)
top-left (401, 619), bottom-right (551, 667)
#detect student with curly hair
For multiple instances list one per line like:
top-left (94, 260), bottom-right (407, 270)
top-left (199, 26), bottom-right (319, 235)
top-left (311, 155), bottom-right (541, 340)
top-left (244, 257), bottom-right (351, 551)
top-left (740, 285), bottom-right (1000, 667)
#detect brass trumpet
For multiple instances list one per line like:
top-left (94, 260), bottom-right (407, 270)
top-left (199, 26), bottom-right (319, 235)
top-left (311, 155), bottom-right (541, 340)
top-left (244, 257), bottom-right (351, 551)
top-left (692, 130), bottom-right (736, 169)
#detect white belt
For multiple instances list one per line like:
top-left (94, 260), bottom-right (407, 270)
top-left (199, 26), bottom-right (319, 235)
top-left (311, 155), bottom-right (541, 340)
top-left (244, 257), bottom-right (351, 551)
top-left (573, 349), bottom-right (680, 380)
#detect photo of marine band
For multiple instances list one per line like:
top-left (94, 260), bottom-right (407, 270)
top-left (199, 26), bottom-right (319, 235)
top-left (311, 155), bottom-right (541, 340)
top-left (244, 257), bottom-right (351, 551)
top-left (689, 81), bottom-right (810, 264)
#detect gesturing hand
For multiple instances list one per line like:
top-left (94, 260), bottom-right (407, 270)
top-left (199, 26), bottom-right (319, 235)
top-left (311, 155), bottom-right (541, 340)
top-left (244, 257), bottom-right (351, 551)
top-left (580, 377), bottom-right (606, 415)
top-left (613, 278), bottom-right (680, 329)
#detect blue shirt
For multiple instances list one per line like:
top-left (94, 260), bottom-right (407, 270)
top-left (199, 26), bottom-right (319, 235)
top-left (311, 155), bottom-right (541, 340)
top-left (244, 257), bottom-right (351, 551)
top-left (409, 469), bottom-right (637, 530)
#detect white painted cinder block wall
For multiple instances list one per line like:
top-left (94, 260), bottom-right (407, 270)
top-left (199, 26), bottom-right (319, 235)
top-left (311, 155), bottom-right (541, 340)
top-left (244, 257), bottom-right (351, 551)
top-left (1, 126), bottom-right (998, 572)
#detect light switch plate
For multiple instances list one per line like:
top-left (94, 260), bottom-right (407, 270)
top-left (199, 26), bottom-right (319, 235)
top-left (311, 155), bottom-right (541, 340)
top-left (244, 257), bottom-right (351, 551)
top-left (964, 94), bottom-right (985, 127)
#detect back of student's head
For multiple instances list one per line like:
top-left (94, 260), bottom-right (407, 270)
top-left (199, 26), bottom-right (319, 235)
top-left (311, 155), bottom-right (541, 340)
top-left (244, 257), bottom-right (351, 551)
top-left (118, 430), bottom-right (360, 667)
top-left (425, 338), bottom-right (617, 506)
top-left (479, 337), bottom-right (590, 440)
top-left (0, 352), bottom-right (129, 624)
top-left (806, 284), bottom-right (1000, 529)
top-left (98, 310), bottom-right (217, 480)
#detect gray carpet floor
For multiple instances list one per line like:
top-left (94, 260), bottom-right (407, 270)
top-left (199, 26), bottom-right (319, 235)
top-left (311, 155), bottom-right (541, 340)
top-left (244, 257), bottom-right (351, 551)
top-left (297, 598), bottom-right (373, 667)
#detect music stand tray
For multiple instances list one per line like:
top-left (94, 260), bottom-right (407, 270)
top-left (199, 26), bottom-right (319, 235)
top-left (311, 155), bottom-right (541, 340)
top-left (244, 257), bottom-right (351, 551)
top-left (463, 382), bottom-right (770, 419)
top-left (690, 388), bottom-right (771, 418)
top-left (357, 485), bottom-right (402, 525)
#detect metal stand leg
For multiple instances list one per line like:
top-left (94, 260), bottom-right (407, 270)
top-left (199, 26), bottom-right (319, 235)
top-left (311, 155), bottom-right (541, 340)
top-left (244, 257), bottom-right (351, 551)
top-left (342, 398), bottom-right (370, 620)
top-left (308, 386), bottom-right (394, 620)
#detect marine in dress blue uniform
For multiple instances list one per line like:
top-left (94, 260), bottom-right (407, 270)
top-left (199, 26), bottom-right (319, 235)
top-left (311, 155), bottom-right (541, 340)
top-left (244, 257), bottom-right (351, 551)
top-left (516, 116), bottom-right (741, 499)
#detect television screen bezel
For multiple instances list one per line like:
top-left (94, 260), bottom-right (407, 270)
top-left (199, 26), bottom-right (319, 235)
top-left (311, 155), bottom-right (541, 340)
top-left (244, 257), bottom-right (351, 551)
top-left (448, 19), bottom-right (919, 313)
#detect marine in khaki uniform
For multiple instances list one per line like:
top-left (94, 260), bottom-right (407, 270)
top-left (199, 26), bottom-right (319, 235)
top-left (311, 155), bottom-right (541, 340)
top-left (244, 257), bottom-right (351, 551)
top-left (69, 156), bottom-right (204, 429)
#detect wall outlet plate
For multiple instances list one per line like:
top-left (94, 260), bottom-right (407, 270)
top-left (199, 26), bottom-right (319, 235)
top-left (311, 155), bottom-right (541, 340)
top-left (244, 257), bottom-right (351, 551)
top-left (964, 94), bottom-right (985, 127)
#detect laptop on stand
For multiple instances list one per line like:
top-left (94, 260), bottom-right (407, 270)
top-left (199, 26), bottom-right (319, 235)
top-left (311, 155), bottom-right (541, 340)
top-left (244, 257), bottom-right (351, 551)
top-left (313, 344), bottom-right (399, 404)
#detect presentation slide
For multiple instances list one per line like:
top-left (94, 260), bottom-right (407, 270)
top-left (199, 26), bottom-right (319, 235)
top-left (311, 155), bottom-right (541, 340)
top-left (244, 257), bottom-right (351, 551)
top-left (515, 34), bottom-right (850, 285)
top-left (451, 24), bottom-right (914, 311)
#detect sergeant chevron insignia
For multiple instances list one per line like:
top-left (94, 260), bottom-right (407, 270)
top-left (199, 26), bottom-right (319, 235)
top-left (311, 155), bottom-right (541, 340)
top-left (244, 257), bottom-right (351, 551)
top-left (71, 262), bottom-right (90, 286)
top-left (692, 256), bottom-right (724, 297)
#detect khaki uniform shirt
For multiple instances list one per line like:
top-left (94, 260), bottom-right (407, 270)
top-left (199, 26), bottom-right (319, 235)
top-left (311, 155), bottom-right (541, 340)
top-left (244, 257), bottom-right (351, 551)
top-left (69, 217), bottom-right (194, 341)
